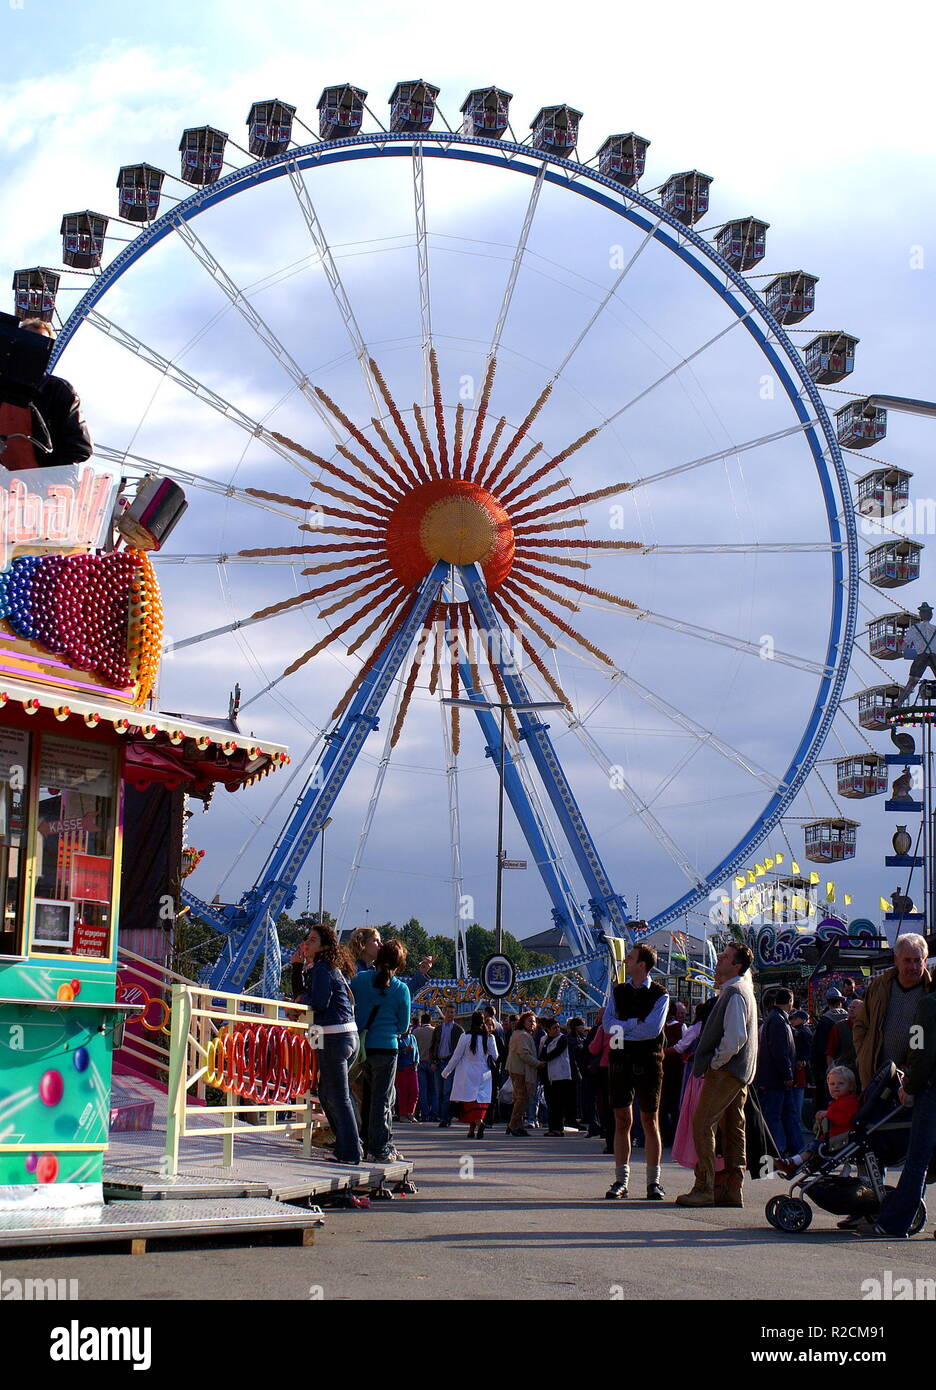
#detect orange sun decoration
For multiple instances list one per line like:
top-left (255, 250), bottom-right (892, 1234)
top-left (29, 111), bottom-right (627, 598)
top-left (240, 350), bottom-right (640, 748)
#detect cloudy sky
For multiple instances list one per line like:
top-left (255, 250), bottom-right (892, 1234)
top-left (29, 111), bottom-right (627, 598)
top-left (2, 1), bottom-right (934, 952)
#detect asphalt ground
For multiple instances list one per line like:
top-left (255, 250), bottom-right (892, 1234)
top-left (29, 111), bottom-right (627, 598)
top-left (7, 1123), bottom-right (933, 1304)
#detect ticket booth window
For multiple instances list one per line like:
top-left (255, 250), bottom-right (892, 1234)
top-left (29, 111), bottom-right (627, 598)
top-left (0, 729), bottom-right (32, 957)
top-left (30, 734), bottom-right (117, 960)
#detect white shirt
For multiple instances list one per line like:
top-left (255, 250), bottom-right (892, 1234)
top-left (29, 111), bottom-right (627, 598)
top-left (710, 974), bottom-right (754, 1070)
top-left (539, 1034), bottom-right (573, 1081)
top-left (904, 620), bottom-right (936, 657)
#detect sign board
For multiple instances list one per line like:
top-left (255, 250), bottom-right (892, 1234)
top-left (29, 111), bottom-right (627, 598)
top-left (73, 922), bottom-right (110, 959)
top-left (71, 853), bottom-right (112, 904)
top-left (502, 859), bottom-right (527, 870)
top-left (32, 898), bottom-right (75, 948)
top-left (480, 953), bottom-right (516, 999)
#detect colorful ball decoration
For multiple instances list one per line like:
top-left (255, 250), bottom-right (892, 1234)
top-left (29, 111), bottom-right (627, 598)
top-left (0, 549), bottom-right (163, 703)
top-left (39, 1070), bottom-right (64, 1107)
top-left (36, 1154), bottom-right (59, 1183)
top-left (24, 1153), bottom-right (38, 1174)
top-left (56, 983), bottom-right (75, 1002)
top-left (70, 979), bottom-right (81, 996)
top-left (72, 1047), bottom-right (90, 1073)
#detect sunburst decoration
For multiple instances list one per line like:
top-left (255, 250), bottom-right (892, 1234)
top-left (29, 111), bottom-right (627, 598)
top-left (240, 351), bottom-right (643, 744)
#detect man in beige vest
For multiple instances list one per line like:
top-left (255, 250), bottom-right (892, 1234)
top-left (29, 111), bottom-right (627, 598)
top-left (676, 942), bottom-right (758, 1208)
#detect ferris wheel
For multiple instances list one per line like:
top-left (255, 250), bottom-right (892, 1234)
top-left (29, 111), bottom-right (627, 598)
top-left (15, 80), bottom-right (864, 999)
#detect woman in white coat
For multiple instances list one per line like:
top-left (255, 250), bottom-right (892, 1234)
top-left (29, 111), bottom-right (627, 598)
top-left (441, 1011), bottom-right (500, 1138)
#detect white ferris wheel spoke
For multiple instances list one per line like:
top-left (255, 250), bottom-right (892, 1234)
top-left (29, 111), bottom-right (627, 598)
top-left (93, 444), bottom-right (301, 522)
top-left (622, 541), bottom-right (843, 555)
top-left (611, 420), bottom-right (818, 497)
top-left (285, 160), bottom-right (382, 416)
top-left (439, 687), bottom-right (467, 973)
top-left (169, 212), bottom-right (348, 444)
top-left (334, 671), bottom-right (408, 933)
top-left (550, 214), bottom-right (664, 382)
top-left (570, 661), bottom-right (784, 793)
top-left (602, 307), bottom-right (757, 427)
top-left (83, 309), bottom-right (318, 480)
top-left (563, 715), bottom-right (706, 889)
top-left (153, 554), bottom-right (308, 565)
top-left (486, 160), bottom-right (547, 364)
top-left (575, 600), bottom-right (832, 677)
top-left (413, 144), bottom-right (433, 407)
top-left (212, 732), bottom-right (327, 900)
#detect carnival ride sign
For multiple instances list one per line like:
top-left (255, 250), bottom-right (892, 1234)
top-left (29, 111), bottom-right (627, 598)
top-left (0, 465), bottom-right (116, 570)
top-left (413, 976), bottom-right (561, 1017)
top-left (480, 953), bottom-right (515, 998)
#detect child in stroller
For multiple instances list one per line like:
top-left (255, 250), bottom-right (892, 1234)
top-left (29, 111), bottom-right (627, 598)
top-left (776, 1066), bottom-right (860, 1177)
top-left (765, 1062), bottom-right (930, 1234)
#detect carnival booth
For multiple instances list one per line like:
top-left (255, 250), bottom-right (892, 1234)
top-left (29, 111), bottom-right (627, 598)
top-left (0, 461), bottom-right (288, 1212)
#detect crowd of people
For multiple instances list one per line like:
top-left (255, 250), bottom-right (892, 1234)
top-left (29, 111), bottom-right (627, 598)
top-left (292, 922), bottom-right (935, 1236)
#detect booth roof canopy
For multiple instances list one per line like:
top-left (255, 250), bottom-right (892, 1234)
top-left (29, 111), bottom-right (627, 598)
top-left (0, 676), bottom-right (289, 794)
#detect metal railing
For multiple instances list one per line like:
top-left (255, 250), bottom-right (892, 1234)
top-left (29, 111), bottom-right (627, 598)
top-left (164, 981), bottom-right (322, 1174)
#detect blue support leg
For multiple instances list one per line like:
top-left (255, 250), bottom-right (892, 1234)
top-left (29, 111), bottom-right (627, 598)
top-left (459, 564), bottom-right (631, 993)
top-left (208, 562), bottom-right (450, 992)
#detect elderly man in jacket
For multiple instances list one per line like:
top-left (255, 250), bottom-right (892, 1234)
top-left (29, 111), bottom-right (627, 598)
top-left (853, 934), bottom-right (932, 1090)
top-left (676, 942), bottom-right (758, 1208)
top-left (862, 988), bottom-right (936, 1238)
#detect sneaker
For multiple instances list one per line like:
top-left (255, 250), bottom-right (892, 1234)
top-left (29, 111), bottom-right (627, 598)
top-left (605, 1180), bottom-right (628, 1200)
top-left (775, 1158), bottom-right (800, 1179)
top-left (646, 1182), bottom-right (666, 1200)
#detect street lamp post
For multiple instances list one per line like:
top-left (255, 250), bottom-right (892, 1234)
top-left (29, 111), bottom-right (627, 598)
top-left (317, 817), bottom-right (333, 925)
top-left (443, 695), bottom-right (564, 1018)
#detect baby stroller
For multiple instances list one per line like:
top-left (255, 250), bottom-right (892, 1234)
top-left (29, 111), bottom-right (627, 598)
top-left (765, 1062), bottom-right (932, 1234)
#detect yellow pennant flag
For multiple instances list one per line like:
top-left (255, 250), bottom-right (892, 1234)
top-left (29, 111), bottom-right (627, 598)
top-left (791, 860), bottom-right (800, 875)
top-left (809, 871), bottom-right (820, 885)
top-left (747, 871), bottom-right (756, 884)
top-left (772, 899), bottom-right (783, 916)
top-left (734, 876), bottom-right (746, 890)
top-left (764, 856), bottom-right (775, 870)
top-left (755, 863), bottom-right (766, 876)
top-left (775, 852), bottom-right (784, 865)
top-left (880, 897), bottom-right (891, 912)
top-left (844, 894), bottom-right (852, 906)
top-left (826, 882), bottom-right (835, 902)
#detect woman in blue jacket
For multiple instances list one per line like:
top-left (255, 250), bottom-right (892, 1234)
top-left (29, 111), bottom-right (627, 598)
top-left (350, 940), bottom-right (412, 1161)
top-left (300, 923), bottom-right (362, 1165)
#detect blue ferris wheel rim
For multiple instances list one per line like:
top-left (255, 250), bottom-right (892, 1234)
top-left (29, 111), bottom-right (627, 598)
top-left (50, 130), bottom-right (859, 934)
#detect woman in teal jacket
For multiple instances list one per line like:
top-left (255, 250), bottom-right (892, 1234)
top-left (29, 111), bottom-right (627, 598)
top-left (349, 940), bottom-right (412, 1161)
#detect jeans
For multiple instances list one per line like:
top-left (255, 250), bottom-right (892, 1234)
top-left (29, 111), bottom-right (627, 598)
top-left (875, 1085), bottom-right (936, 1236)
top-left (317, 1032), bottom-right (362, 1164)
top-left (438, 1063), bottom-right (455, 1122)
top-left (360, 1050), bottom-right (398, 1159)
top-left (417, 1061), bottom-right (438, 1119)
top-left (759, 1086), bottom-right (803, 1156)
